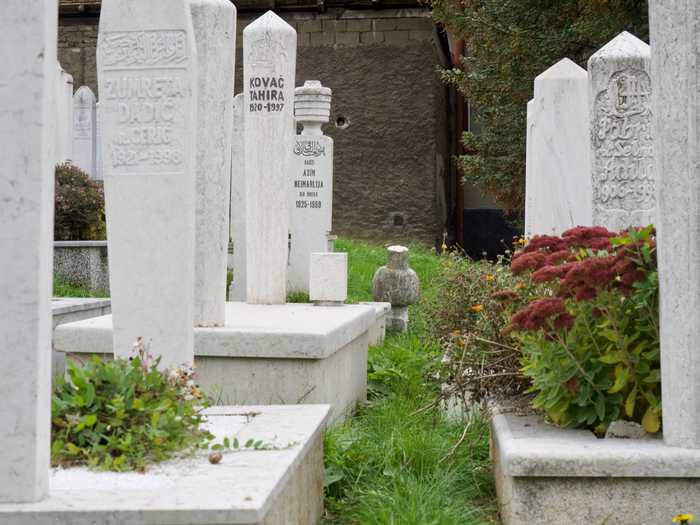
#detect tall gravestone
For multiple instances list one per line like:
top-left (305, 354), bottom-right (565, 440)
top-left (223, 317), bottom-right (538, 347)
top-left (229, 93), bottom-right (247, 301)
top-left (525, 59), bottom-right (590, 236)
top-left (288, 80), bottom-right (334, 293)
top-left (243, 11), bottom-right (297, 304)
top-left (95, 102), bottom-right (103, 181)
top-left (72, 86), bottom-right (97, 178)
top-left (588, 31), bottom-right (654, 232)
top-left (650, 1), bottom-right (700, 449)
top-left (98, 0), bottom-right (198, 367)
top-left (524, 99), bottom-right (536, 237)
top-left (0, 0), bottom-right (57, 503)
top-left (191, 0), bottom-right (236, 326)
top-left (55, 65), bottom-right (73, 164)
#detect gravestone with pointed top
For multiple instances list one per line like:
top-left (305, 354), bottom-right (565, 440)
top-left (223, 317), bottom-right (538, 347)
top-left (525, 58), bottom-right (590, 236)
top-left (0, 0), bottom-right (57, 503)
top-left (588, 31), bottom-right (654, 232)
top-left (650, 1), bottom-right (700, 450)
top-left (98, 0), bottom-right (198, 368)
top-left (243, 11), bottom-right (297, 304)
top-left (229, 93), bottom-right (247, 302)
top-left (72, 86), bottom-right (97, 178)
top-left (288, 80), bottom-right (334, 293)
top-left (191, 0), bottom-right (236, 326)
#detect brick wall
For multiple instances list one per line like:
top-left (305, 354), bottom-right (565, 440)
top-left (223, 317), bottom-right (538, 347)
top-left (58, 8), bottom-right (449, 246)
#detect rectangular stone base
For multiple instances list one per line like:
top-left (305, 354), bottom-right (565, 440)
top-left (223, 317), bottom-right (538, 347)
top-left (55, 302), bottom-right (374, 423)
top-left (359, 302), bottom-right (390, 346)
top-left (0, 405), bottom-right (329, 525)
top-left (492, 413), bottom-right (700, 524)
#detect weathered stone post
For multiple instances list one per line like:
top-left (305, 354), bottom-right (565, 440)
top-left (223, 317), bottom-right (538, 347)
top-left (243, 11), bottom-right (297, 304)
top-left (650, 1), bottom-right (700, 449)
top-left (0, 0), bottom-right (57, 503)
top-left (588, 31), bottom-right (654, 231)
top-left (98, 0), bottom-right (198, 367)
top-left (229, 93), bottom-right (247, 301)
top-left (191, 0), bottom-right (236, 326)
top-left (372, 246), bottom-right (420, 332)
top-left (72, 86), bottom-right (97, 178)
top-left (288, 80), bottom-right (334, 293)
top-left (525, 59), bottom-right (590, 236)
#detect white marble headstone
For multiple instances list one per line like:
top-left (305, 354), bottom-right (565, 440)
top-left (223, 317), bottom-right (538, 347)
top-left (525, 59), bottom-right (591, 236)
top-left (191, 0), bottom-right (236, 326)
top-left (288, 80), bottom-right (334, 293)
top-left (243, 11), bottom-right (297, 304)
top-left (72, 86), bottom-right (97, 177)
top-left (229, 93), bottom-right (247, 302)
top-left (588, 31), bottom-right (654, 231)
top-left (55, 64), bottom-right (73, 165)
top-left (0, 0), bottom-right (57, 503)
top-left (650, 2), bottom-right (700, 449)
top-left (98, 0), bottom-right (198, 368)
top-left (309, 252), bottom-right (347, 303)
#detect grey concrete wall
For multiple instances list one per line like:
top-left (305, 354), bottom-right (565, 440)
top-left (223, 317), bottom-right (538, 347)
top-left (59, 8), bottom-right (449, 246)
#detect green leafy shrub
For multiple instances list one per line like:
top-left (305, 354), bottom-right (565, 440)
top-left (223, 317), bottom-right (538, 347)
top-left (430, 0), bottom-right (648, 213)
top-left (54, 163), bottom-right (106, 241)
top-left (509, 226), bottom-right (660, 432)
top-left (51, 340), bottom-right (211, 471)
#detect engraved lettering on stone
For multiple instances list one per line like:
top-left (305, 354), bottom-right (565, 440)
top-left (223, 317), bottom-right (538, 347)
top-left (74, 91), bottom-right (93, 140)
top-left (101, 31), bottom-right (188, 68)
top-left (100, 31), bottom-right (190, 174)
top-left (294, 140), bottom-right (326, 157)
top-left (592, 68), bottom-right (654, 224)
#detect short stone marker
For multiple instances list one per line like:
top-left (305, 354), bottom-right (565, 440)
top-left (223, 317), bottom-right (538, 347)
top-left (55, 64), bottom-right (74, 164)
top-left (191, 0), bottom-right (236, 326)
top-left (309, 252), bottom-right (347, 304)
top-left (525, 59), bottom-right (590, 236)
top-left (229, 93), bottom-right (247, 301)
top-left (288, 80), bottom-right (334, 293)
top-left (72, 85), bottom-right (97, 178)
top-left (97, 0), bottom-right (198, 367)
top-left (650, 2), bottom-right (700, 450)
top-left (243, 11), bottom-right (297, 304)
top-left (372, 246), bottom-right (420, 332)
top-left (0, 0), bottom-right (57, 503)
top-left (588, 31), bottom-right (654, 231)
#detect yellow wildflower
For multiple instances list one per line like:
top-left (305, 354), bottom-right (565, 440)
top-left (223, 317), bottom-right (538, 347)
top-left (484, 274), bottom-right (495, 282)
top-left (470, 304), bottom-right (484, 313)
top-left (673, 514), bottom-right (695, 523)
top-left (515, 282), bottom-right (525, 290)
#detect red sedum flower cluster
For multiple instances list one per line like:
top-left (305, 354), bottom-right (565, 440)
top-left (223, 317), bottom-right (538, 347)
top-left (509, 226), bottom-right (655, 333)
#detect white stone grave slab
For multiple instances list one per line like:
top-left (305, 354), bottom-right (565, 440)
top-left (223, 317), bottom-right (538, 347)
top-left (191, 0), bottom-right (236, 326)
top-left (229, 93), bottom-right (247, 301)
top-left (0, 405), bottom-right (329, 525)
top-left (244, 11), bottom-right (297, 304)
top-left (0, 0), bottom-right (57, 503)
top-left (588, 31), bottom-right (654, 232)
top-left (524, 99), bottom-right (536, 238)
top-left (72, 86), bottom-right (97, 177)
top-left (288, 80), bottom-right (334, 293)
top-left (309, 252), bottom-right (347, 304)
top-left (55, 302), bottom-right (375, 422)
top-left (650, 1), bottom-right (700, 450)
top-left (526, 59), bottom-right (590, 236)
top-left (97, 0), bottom-right (198, 368)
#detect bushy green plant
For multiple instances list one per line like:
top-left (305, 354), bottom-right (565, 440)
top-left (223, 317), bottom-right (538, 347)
top-left (509, 226), bottom-right (660, 432)
top-left (52, 340), bottom-right (211, 471)
top-left (54, 163), bottom-right (106, 241)
top-left (430, 0), bottom-right (648, 213)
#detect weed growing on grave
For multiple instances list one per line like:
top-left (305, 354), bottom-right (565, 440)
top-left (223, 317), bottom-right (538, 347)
top-left (51, 339), bottom-right (212, 472)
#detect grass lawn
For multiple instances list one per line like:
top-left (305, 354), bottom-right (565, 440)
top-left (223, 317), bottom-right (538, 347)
top-left (323, 238), bottom-right (497, 524)
top-left (53, 278), bottom-right (107, 298)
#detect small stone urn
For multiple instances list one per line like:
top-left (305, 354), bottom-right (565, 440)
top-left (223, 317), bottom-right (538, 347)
top-left (372, 246), bottom-right (420, 332)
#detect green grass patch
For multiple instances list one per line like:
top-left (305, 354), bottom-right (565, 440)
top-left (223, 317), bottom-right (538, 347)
top-left (323, 239), bottom-right (497, 524)
top-left (53, 278), bottom-right (107, 298)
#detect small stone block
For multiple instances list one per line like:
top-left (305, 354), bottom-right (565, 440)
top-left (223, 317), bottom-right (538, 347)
top-left (309, 253), bottom-right (347, 303)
